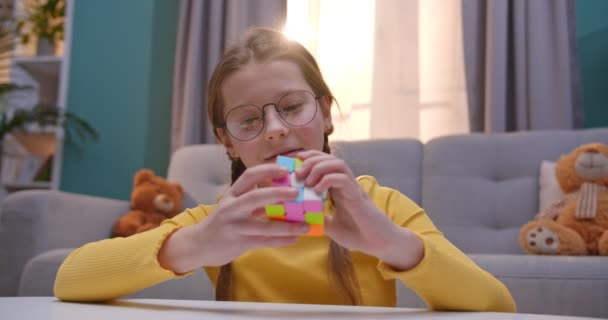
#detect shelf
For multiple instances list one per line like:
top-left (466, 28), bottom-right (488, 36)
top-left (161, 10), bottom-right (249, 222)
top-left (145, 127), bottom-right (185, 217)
top-left (14, 56), bottom-right (62, 65)
top-left (14, 56), bottom-right (62, 80)
top-left (10, 132), bottom-right (57, 158)
top-left (3, 181), bottom-right (51, 191)
top-left (13, 56), bottom-right (63, 106)
top-left (2, 0), bottom-right (74, 196)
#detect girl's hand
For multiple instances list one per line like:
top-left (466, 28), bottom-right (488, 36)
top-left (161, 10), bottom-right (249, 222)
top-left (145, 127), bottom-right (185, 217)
top-left (294, 150), bottom-right (423, 270)
top-left (160, 164), bottom-right (310, 271)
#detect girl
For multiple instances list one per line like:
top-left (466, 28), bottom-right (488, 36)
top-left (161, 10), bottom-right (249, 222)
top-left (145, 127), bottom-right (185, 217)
top-left (54, 27), bottom-right (516, 312)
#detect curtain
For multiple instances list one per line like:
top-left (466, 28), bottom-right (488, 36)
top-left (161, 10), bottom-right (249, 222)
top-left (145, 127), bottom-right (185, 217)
top-left (285, 0), bottom-right (469, 142)
top-left (462, 0), bottom-right (583, 132)
top-left (371, 0), bottom-right (470, 142)
top-left (171, 0), bottom-right (286, 152)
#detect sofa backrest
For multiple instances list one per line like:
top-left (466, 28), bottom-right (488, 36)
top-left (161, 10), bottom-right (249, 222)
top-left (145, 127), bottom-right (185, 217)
top-left (167, 143), bottom-right (231, 207)
top-left (167, 128), bottom-right (608, 256)
top-left (331, 139), bottom-right (423, 204)
top-left (422, 128), bottom-right (608, 254)
top-left (167, 138), bottom-right (424, 206)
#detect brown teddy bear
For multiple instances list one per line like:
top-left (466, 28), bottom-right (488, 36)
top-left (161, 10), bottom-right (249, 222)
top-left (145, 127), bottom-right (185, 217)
top-left (519, 143), bottom-right (608, 255)
top-left (112, 169), bottom-right (184, 237)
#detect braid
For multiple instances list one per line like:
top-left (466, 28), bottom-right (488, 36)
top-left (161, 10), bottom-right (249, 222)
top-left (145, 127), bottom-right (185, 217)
top-left (230, 156), bottom-right (247, 185)
top-left (215, 154), bottom-right (245, 301)
top-left (323, 129), bottom-right (362, 305)
top-left (329, 239), bottom-right (362, 305)
top-left (215, 263), bottom-right (233, 301)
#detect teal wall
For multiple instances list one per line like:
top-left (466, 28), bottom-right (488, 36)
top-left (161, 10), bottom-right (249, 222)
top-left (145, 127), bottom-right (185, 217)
top-left (575, 0), bottom-right (608, 128)
top-left (60, 0), bottom-right (179, 200)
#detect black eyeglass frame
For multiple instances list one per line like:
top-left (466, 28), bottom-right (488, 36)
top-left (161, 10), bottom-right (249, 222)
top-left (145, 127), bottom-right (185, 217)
top-left (221, 90), bottom-right (323, 141)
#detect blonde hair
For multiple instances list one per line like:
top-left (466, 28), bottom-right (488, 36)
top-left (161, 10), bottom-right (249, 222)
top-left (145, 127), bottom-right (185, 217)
top-left (207, 27), bottom-right (361, 305)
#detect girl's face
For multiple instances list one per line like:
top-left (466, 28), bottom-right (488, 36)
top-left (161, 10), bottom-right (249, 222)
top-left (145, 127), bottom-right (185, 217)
top-left (218, 60), bottom-right (332, 168)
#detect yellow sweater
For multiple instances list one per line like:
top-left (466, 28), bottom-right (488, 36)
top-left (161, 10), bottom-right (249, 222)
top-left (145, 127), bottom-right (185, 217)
top-left (54, 176), bottom-right (516, 312)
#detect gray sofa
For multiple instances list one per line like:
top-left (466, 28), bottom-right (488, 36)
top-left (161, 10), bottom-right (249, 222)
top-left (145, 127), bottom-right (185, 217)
top-left (1, 128), bottom-right (608, 318)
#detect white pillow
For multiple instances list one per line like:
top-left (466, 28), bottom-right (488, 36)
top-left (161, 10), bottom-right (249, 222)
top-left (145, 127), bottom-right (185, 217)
top-left (538, 161), bottom-right (565, 211)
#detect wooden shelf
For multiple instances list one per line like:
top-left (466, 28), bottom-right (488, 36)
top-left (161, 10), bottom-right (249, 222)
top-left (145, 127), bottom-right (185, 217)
top-left (14, 56), bottom-right (62, 78)
top-left (3, 181), bottom-right (51, 191)
top-left (10, 132), bottom-right (56, 158)
top-left (0, 0), bottom-right (74, 198)
top-left (13, 56), bottom-right (62, 107)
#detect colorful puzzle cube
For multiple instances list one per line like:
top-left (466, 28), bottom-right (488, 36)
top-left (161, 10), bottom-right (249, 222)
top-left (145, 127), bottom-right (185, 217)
top-left (265, 155), bottom-right (326, 236)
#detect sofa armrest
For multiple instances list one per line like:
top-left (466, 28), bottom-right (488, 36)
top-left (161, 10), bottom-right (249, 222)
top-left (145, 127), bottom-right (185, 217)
top-left (0, 190), bottom-right (129, 296)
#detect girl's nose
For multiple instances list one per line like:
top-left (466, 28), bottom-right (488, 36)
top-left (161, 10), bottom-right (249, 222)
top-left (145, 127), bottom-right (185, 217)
top-left (263, 107), bottom-right (289, 141)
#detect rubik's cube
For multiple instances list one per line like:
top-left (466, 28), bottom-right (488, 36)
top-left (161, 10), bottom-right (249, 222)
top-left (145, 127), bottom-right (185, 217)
top-left (264, 155), bottom-right (326, 236)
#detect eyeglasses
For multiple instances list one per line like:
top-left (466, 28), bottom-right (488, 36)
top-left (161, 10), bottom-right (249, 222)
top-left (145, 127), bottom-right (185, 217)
top-left (223, 90), bottom-right (321, 141)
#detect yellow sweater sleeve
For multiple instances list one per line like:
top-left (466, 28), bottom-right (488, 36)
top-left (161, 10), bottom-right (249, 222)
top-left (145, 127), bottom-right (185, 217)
top-left (358, 176), bottom-right (516, 312)
top-left (55, 176), bottom-right (516, 311)
top-left (54, 207), bottom-right (207, 302)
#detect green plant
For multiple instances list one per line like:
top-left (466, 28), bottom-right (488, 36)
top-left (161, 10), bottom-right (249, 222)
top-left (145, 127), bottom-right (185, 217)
top-left (16, 0), bottom-right (65, 45)
top-left (0, 69), bottom-right (98, 150)
top-left (0, 104), bottom-right (98, 146)
top-left (0, 3), bottom-right (95, 149)
top-left (0, 2), bottom-right (95, 184)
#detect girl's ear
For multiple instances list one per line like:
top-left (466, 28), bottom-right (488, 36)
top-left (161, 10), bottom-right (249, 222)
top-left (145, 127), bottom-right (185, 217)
top-left (319, 95), bottom-right (333, 131)
top-left (217, 127), bottom-right (239, 159)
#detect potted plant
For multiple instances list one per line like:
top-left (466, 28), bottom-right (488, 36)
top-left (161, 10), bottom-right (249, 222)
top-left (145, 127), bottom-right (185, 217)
top-left (0, 103), bottom-right (98, 146)
top-left (0, 3), bottom-right (96, 185)
top-left (0, 7), bottom-right (96, 184)
top-left (15, 0), bottom-right (65, 56)
top-left (0, 102), bottom-right (98, 184)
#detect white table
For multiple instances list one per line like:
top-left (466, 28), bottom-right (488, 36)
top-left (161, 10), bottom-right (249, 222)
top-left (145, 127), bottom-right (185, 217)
top-left (0, 297), bottom-right (601, 320)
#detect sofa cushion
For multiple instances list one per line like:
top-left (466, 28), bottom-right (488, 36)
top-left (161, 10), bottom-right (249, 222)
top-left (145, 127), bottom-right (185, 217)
top-left (20, 250), bottom-right (608, 318)
top-left (168, 139), bottom-right (424, 206)
top-left (332, 139), bottom-right (423, 204)
top-left (167, 143), bottom-right (231, 206)
top-left (470, 254), bottom-right (608, 318)
top-left (19, 249), bottom-right (215, 301)
top-left (19, 249), bottom-right (72, 296)
top-left (0, 191), bottom-right (130, 296)
top-left (422, 128), bottom-right (608, 254)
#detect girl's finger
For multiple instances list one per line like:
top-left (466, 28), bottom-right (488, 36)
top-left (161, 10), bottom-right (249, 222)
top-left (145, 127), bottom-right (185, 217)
top-left (250, 207), bottom-right (267, 218)
top-left (305, 158), bottom-right (353, 187)
top-left (294, 153), bottom-right (333, 180)
top-left (293, 149), bottom-right (324, 160)
top-left (312, 172), bottom-right (351, 193)
top-left (229, 186), bottom-right (299, 217)
top-left (230, 164), bottom-right (290, 197)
